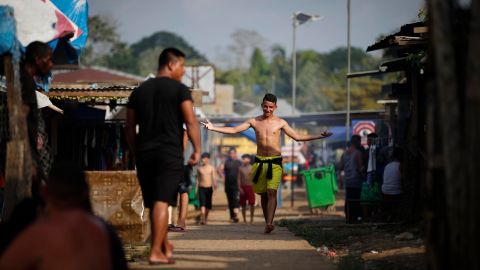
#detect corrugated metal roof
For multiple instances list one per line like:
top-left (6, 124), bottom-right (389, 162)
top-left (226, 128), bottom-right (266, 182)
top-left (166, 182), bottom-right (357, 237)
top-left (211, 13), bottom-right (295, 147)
top-left (52, 66), bottom-right (144, 84)
top-left (367, 21), bottom-right (427, 52)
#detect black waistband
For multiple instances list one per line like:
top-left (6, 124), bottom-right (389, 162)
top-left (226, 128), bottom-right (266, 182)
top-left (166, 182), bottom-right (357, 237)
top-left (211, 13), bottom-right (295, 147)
top-left (252, 157), bottom-right (283, 184)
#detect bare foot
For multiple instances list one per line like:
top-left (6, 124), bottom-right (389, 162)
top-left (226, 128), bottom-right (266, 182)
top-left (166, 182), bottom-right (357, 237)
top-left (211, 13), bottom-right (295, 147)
top-left (148, 258), bottom-right (175, 265)
top-left (149, 251), bottom-right (173, 265)
top-left (162, 241), bottom-right (174, 259)
top-left (264, 224), bottom-right (275, 233)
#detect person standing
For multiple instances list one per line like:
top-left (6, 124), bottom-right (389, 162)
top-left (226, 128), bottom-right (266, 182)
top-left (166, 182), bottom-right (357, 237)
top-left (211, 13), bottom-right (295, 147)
top-left (381, 147), bottom-right (403, 221)
top-left (224, 148), bottom-right (241, 223)
top-left (202, 93), bottom-right (332, 233)
top-left (339, 139), bottom-right (365, 224)
top-left (126, 48), bottom-right (201, 265)
top-left (238, 154), bottom-right (255, 224)
top-left (196, 152), bottom-right (216, 225)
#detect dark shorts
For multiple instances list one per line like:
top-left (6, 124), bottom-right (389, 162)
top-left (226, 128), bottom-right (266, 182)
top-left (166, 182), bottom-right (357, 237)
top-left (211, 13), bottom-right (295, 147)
top-left (198, 187), bottom-right (213, 209)
top-left (178, 165), bottom-right (192, 194)
top-left (239, 185), bottom-right (255, 206)
top-left (135, 151), bottom-right (184, 208)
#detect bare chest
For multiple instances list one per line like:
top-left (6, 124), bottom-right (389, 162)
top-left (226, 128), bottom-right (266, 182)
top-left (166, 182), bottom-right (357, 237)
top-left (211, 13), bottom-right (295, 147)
top-left (252, 120), bottom-right (283, 138)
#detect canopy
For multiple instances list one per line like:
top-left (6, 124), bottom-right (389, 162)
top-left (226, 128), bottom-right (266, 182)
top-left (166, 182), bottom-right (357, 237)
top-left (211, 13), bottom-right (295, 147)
top-left (0, 0), bottom-right (88, 64)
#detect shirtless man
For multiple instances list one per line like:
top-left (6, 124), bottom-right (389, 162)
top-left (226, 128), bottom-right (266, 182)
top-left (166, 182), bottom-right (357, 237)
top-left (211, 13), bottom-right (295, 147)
top-left (196, 152), bottom-right (217, 224)
top-left (202, 93), bottom-right (332, 233)
top-left (238, 154), bottom-right (255, 224)
top-left (0, 162), bottom-right (113, 270)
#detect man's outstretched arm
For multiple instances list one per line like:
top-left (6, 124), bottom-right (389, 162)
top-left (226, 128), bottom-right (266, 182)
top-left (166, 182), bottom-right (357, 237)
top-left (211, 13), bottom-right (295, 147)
top-left (201, 119), bottom-right (251, 134)
top-left (282, 120), bottom-right (333, 141)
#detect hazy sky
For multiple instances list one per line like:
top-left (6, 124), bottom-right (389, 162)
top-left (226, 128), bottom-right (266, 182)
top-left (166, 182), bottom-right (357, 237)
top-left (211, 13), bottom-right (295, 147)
top-left (89, 0), bottom-right (424, 66)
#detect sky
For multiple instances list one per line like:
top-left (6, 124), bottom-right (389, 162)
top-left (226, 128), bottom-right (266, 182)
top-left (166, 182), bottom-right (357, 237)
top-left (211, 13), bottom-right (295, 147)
top-left (89, 0), bottom-right (424, 66)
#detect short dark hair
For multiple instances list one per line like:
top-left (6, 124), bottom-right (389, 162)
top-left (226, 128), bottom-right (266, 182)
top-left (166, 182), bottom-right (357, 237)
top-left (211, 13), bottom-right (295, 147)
top-left (241, 154), bottom-right (251, 160)
top-left (262, 93), bottom-right (277, 104)
top-left (158, 48), bottom-right (185, 70)
top-left (367, 132), bottom-right (378, 138)
top-left (201, 152), bottom-right (210, 159)
top-left (24, 41), bottom-right (51, 64)
top-left (351, 135), bottom-right (361, 146)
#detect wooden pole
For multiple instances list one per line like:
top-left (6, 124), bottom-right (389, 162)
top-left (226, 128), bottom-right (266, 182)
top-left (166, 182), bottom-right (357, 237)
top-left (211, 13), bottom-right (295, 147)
top-left (2, 55), bottom-right (33, 221)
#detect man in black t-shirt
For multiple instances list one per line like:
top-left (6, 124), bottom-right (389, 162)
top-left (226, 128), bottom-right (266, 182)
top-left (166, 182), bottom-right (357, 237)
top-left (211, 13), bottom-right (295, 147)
top-left (224, 148), bottom-right (242, 223)
top-left (126, 48), bottom-right (201, 265)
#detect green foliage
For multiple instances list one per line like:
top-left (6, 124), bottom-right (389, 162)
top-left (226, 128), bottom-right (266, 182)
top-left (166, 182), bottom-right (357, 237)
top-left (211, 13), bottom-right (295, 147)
top-left (130, 31), bottom-right (208, 75)
top-left (82, 16), bottom-right (390, 113)
top-left (81, 16), bottom-right (208, 76)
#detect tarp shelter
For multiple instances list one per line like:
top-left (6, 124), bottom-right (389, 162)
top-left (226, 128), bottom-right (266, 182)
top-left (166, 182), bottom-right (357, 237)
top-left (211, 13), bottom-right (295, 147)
top-left (0, 0), bottom-right (88, 66)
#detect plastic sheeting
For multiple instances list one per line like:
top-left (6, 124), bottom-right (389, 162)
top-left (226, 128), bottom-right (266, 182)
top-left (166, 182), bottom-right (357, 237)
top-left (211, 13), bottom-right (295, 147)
top-left (0, 0), bottom-right (88, 62)
top-left (0, 6), bottom-right (18, 58)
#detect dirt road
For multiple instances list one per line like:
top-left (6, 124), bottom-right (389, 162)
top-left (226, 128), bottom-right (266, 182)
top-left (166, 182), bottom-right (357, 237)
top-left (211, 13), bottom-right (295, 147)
top-left (129, 187), bottom-right (336, 269)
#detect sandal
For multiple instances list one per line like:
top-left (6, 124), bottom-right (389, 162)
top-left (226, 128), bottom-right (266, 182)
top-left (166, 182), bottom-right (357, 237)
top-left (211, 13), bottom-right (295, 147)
top-left (169, 225), bottom-right (186, 232)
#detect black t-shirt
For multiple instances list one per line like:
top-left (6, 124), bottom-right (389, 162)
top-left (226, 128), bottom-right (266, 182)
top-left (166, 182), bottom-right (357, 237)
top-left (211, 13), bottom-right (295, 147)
top-left (224, 158), bottom-right (242, 189)
top-left (127, 77), bottom-right (192, 161)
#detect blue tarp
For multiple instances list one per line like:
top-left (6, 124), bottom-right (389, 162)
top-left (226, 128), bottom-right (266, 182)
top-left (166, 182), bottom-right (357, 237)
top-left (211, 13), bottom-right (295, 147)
top-left (0, 6), bottom-right (19, 59)
top-left (226, 124), bottom-right (256, 143)
top-left (0, 0), bottom-right (88, 63)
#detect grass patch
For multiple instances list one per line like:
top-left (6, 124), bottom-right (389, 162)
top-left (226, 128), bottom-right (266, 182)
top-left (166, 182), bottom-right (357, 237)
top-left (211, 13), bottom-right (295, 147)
top-left (276, 219), bottom-right (371, 247)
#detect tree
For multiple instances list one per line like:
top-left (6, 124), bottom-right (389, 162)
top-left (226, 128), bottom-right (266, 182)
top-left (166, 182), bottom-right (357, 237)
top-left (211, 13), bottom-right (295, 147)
top-left (227, 29), bottom-right (268, 69)
top-left (80, 15), bottom-right (120, 66)
top-left (130, 31), bottom-right (208, 76)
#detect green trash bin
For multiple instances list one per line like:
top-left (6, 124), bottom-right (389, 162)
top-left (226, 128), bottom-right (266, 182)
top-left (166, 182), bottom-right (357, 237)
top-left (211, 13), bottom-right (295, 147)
top-left (300, 165), bottom-right (337, 209)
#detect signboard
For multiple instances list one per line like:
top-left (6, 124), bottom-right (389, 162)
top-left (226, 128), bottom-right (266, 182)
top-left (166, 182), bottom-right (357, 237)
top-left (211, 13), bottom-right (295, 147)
top-left (353, 120), bottom-right (375, 146)
top-left (182, 65), bottom-right (215, 104)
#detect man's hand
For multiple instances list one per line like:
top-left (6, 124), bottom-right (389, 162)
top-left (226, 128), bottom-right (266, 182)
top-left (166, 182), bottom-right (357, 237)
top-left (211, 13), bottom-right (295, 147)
top-left (321, 130), bottom-right (333, 138)
top-left (200, 119), bottom-right (213, 130)
top-left (188, 152), bottom-right (201, 166)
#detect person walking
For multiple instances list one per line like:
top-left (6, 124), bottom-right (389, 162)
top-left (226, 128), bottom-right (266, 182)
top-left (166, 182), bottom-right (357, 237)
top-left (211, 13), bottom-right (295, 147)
top-left (238, 154), bottom-right (255, 224)
top-left (202, 93), bottom-right (332, 233)
top-left (196, 152), bottom-right (217, 225)
top-left (223, 148), bottom-right (241, 223)
top-left (126, 48), bottom-right (201, 265)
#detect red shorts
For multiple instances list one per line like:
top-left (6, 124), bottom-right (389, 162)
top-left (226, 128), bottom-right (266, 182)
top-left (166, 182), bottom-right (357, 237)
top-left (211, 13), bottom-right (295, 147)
top-left (239, 185), bottom-right (255, 206)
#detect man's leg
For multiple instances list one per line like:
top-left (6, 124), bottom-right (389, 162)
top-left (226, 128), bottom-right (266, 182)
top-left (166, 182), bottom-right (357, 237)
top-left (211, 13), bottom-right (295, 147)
top-left (266, 189), bottom-right (277, 225)
top-left (176, 192), bottom-right (189, 229)
top-left (205, 208), bottom-right (210, 224)
top-left (226, 189), bottom-right (239, 222)
top-left (241, 205), bottom-right (247, 223)
top-left (200, 206), bottom-right (206, 224)
top-left (149, 201), bottom-right (172, 262)
top-left (264, 189), bottom-right (277, 233)
top-left (250, 204), bottom-right (255, 224)
top-left (260, 192), bottom-right (268, 223)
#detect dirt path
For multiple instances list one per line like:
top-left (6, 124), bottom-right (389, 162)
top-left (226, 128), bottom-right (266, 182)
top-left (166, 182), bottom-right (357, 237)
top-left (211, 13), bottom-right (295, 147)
top-left (129, 187), bottom-right (336, 269)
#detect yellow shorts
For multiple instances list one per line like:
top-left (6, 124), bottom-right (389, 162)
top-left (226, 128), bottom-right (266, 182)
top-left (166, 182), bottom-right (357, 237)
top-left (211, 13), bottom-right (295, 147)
top-left (252, 156), bottom-right (283, 194)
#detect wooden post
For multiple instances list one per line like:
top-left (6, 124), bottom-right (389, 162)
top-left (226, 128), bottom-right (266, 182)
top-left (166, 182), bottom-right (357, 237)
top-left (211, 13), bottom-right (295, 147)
top-left (1, 55), bottom-right (33, 221)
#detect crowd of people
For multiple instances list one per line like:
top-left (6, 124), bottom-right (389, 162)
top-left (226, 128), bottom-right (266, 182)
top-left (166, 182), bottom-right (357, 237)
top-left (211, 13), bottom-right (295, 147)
top-left (338, 134), bottom-right (404, 223)
top-left (0, 43), bottom-right (334, 267)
